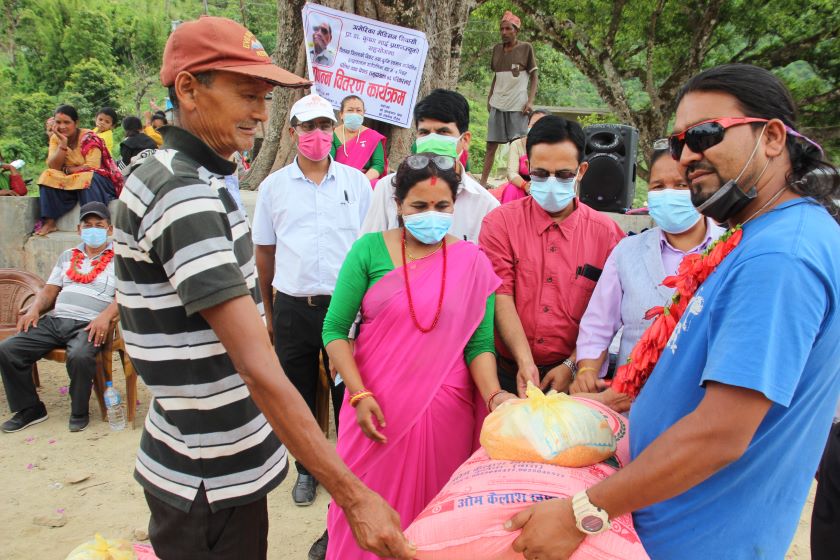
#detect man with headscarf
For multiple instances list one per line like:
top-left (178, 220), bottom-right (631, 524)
top-left (480, 10), bottom-right (538, 187)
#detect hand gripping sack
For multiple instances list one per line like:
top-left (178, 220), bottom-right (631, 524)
top-left (405, 397), bottom-right (647, 560)
top-left (480, 383), bottom-right (616, 466)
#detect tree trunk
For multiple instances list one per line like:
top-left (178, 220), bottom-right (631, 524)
top-left (241, 0), bottom-right (477, 189)
top-left (241, 0), bottom-right (308, 190)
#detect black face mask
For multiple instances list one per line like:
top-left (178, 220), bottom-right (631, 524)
top-left (693, 180), bottom-right (757, 223)
top-left (692, 125), bottom-right (767, 224)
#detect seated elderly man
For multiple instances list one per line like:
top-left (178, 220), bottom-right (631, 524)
top-left (0, 201), bottom-right (117, 433)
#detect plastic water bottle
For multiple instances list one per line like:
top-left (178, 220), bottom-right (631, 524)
top-left (103, 381), bottom-right (126, 431)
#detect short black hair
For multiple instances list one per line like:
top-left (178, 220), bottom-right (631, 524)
top-left (526, 115), bottom-right (585, 162)
top-left (96, 107), bottom-right (119, 126)
top-left (168, 71), bottom-right (215, 111)
top-left (340, 95), bottom-right (364, 112)
top-left (55, 104), bottom-right (79, 122)
top-left (649, 148), bottom-right (670, 169)
top-left (122, 116), bottom-right (143, 134)
top-left (414, 89), bottom-right (469, 134)
top-left (392, 153), bottom-right (460, 204)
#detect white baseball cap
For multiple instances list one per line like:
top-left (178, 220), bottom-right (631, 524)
top-left (290, 93), bottom-right (336, 124)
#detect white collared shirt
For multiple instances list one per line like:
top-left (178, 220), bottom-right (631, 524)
top-left (361, 172), bottom-right (499, 242)
top-left (252, 157), bottom-right (371, 296)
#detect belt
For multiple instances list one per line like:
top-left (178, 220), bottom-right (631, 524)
top-left (276, 292), bottom-right (332, 308)
top-left (497, 354), bottom-right (565, 377)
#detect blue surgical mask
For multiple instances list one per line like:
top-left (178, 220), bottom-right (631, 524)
top-left (343, 113), bottom-right (364, 131)
top-left (647, 189), bottom-right (702, 234)
top-left (80, 227), bottom-right (108, 247)
top-left (403, 211), bottom-right (453, 245)
top-left (530, 177), bottom-right (577, 213)
top-left (413, 133), bottom-right (460, 158)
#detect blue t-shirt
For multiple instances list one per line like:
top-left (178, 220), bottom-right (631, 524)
top-left (629, 199), bottom-right (840, 559)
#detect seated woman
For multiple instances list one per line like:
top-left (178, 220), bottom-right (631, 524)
top-left (330, 95), bottom-right (386, 188)
top-left (36, 105), bottom-right (122, 236)
top-left (323, 154), bottom-right (514, 559)
top-left (491, 109), bottom-right (548, 203)
top-left (571, 147), bottom-right (726, 396)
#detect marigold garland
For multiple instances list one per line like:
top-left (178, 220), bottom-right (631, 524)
top-left (612, 226), bottom-right (743, 398)
top-left (66, 248), bottom-right (113, 284)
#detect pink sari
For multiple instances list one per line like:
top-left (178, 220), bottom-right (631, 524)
top-left (491, 154), bottom-right (529, 203)
top-left (334, 128), bottom-right (387, 189)
top-left (326, 241), bottom-right (501, 560)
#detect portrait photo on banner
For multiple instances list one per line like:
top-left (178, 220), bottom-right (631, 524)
top-left (306, 11), bottom-right (342, 69)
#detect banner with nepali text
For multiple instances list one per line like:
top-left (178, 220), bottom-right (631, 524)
top-left (302, 3), bottom-right (428, 128)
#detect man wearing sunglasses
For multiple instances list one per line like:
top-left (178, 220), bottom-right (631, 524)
top-left (362, 88), bottom-right (499, 242)
top-left (309, 20), bottom-right (335, 67)
top-left (506, 64), bottom-right (840, 560)
top-left (479, 115), bottom-right (624, 401)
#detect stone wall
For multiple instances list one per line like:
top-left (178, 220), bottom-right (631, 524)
top-left (1, 190), bottom-right (651, 280)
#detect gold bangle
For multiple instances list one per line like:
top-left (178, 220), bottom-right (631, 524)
top-left (577, 366), bottom-right (599, 376)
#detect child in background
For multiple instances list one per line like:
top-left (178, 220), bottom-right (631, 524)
top-left (119, 116), bottom-right (157, 167)
top-left (93, 107), bottom-right (118, 154)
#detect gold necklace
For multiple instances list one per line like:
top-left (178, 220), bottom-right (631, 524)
top-left (405, 238), bottom-right (444, 261)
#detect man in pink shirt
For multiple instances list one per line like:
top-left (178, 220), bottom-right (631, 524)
top-left (480, 115), bottom-right (624, 397)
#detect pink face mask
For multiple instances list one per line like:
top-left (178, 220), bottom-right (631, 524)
top-left (297, 129), bottom-right (333, 161)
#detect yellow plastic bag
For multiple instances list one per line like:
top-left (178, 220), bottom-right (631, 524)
top-left (480, 382), bottom-right (616, 467)
top-left (65, 533), bottom-right (135, 560)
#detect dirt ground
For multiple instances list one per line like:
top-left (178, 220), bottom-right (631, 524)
top-left (0, 357), bottom-right (815, 559)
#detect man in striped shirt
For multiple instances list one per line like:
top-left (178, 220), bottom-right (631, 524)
top-left (112, 16), bottom-right (414, 559)
top-left (1, 201), bottom-right (117, 434)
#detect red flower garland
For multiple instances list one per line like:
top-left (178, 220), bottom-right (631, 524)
top-left (612, 226), bottom-right (743, 398)
top-left (65, 248), bottom-right (114, 284)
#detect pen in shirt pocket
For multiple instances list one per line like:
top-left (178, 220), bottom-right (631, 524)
top-left (343, 190), bottom-right (349, 203)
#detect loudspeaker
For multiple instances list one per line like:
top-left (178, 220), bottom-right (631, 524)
top-left (580, 124), bottom-right (638, 213)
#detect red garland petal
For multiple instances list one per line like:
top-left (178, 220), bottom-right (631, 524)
top-left (612, 226), bottom-right (743, 399)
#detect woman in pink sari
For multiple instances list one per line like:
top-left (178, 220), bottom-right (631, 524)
top-left (331, 95), bottom-right (387, 188)
top-left (322, 154), bottom-right (514, 559)
top-left (491, 109), bottom-right (548, 203)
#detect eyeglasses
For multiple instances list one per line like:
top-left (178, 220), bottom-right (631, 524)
top-left (668, 117), bottom-right (768, 160)
top-left (313, 26), bottom-right (330, 35)
top-left (296, 121), bottom-right (334, 133)
top-left (529, 168), bottom-right (578, 182)
top-left (405, 154), bottom-right (456, 171)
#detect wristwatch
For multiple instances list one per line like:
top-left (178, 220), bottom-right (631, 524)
top-left (572, 491), bottom-right (611, 536)
top-left (562, 357), bottom-right (578, 380)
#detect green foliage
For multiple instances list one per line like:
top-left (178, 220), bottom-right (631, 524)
top-left (63, 58), bottom-right (124, 119)
top-left (0, 91), bottom-right (56, 175)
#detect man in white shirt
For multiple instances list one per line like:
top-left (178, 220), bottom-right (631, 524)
top-left (252, 93), bottom-right (371, 507)
top-left (362, 89), bottom-right (499, 242)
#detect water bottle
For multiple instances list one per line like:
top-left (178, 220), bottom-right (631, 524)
top-left (103, 381), bottom-right (126, 431)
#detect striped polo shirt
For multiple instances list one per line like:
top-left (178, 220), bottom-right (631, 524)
top-left (112, 126), bottom-right (287, 513)
top-left (47, 243), bottom-right (116, 322)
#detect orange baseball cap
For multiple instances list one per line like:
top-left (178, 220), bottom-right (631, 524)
top-left (160, 16), bottom-right (310, 88)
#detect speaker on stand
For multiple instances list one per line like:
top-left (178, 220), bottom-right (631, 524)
top-left (579, 124), bottom-right (639, 213)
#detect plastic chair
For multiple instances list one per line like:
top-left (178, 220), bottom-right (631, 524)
top-left (41, 320), bottom-right (138, 428)
top-left (0, 268), bottom-right (138, 428)
top-left (0, 268), bottom-right (44, 380)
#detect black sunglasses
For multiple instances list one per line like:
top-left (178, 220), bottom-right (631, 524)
top-left (405, 154), bottom-right (456, 171)
top-left (668, 117), bottom-right (768, 160)
top-left (529, 168), bottom-right (578, 182)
